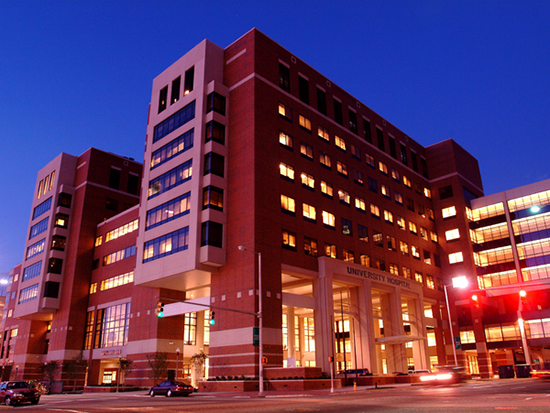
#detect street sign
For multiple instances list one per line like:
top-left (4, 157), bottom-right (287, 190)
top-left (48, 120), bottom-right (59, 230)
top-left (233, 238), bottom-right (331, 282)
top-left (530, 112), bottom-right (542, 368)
top-left (454, 336), bottom-right (462, 350)
top-left (253, 327), bottom-right (259, 346)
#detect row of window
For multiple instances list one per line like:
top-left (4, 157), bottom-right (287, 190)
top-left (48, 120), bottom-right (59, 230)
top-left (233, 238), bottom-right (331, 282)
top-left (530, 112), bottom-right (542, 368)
top-left (29, 217), bottom-right (49, 240)
top-left (151, 128), bottom-right (194, 170)
top-left (143, 227), bottom-right (189, 263)
top-left (146, 193), bottom-right (190, 230)
top-left (37, 171), bottom-right (55, 200)
top-left (103, 245), bottom-right (136, 266)
top-left (153, 100), bottom-right (196, 143)
top-left (32, 197), bottom-right (52, 220)
top-left (278, 63), bottom-right (428, 177)
top-left (90, 271), bottom-right (134, 294)
top-left (158, 66), bottom-right (195, 114)
top-left (85, 303), bottom-right (131, 350)
top-left (148, 159), bottom-right (193, 199)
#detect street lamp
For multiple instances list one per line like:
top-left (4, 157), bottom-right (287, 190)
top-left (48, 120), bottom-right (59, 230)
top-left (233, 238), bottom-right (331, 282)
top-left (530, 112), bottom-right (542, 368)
top-left (238, 245), bottom-right (264, 397)
top-left (517, 290), bottom-right (531, 365)
top-left (444, 276), bottom-right (469, 366)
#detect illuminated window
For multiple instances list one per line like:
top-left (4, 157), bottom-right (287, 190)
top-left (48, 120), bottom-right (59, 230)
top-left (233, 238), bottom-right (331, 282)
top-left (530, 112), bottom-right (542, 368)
top-left (318, 126), bottom-right (329, 141)
top-left (343, 249), bottom-right (354, 262)
top-left (381, 185), bottom-right (390, 199)
top-left (387, 236), bottom-right (396, 251)
top-left (278, 102), bottom-right (291, 119)
top-left (301, 172), bottom-right (315, 189)
top-left (431, 231), bottom-right (438, 242)
top-left (282, 230), bottom-right (297, 250)
top-left (325, 244), bottom-right (337, 258)
top-left (389, 263), bottom-right (399, 275)
top-left (342, 218), bottom-right (352, 235)
top-left (360, 254), bottom-right (370, 266)
top-left (106, 219), bottom-right (139, 242)
top-left (319, 151), bottom-right (332, 168)
top-left (415, 271), bottom-right (423, 284)
top-left (303, 203), bottom-right (316, 221)
top-left (402, 267), bottom-right (412, 279)
top-left (106, 245), bottom-right (137, 265)
top-left (378, 161), bottom-right (388, 175)
top-left (409, 221), bottom-right (417, 235)
top-left (353, 169), bottom-right (364, 185)
top-left (89, 283), bottom-right (97, 294)
top-left (351, 144), bottom-right (361, 160)
top-left (442, 206), bottom-right (457, 219)
top-left (281, 195), bottom-right (295, 214)
top-left (397, 216), bottom-right (405, 230)
top-left (100, 271), bottom-right (134, 291)
top-left (299, 114), bottom-right (312, 131)
top-left (300, 142), bottom-right (313, 159)
top-left (95, 236), bottom-right (102, 247)
top-left (279, 131), bottom-right (293, 148)
top-left (336, 161), bottom-right (348, 177)
top-left (335, 135), bottom-right (346, 151)
top-left (426, 275), bottom-right (435, 289)
top-left (355, 197), bottom-right (366, 212)
top-left (304, 318), bottom-right (315, 352)
top-left (460, 330), bottom-right (476, 344)
top-left (449, 251), bottom-right (464, 264)
top-left (184, 312), bottom-right (197, 345)
top-left (411, 245), bottom-right (420, 259)
top-left (445, 229), bottom-right (460, 241)
top-left (321, 180), bottom-right (333, 198)
top-left (370, 203), bottom-right (380, 219)
top-left (304, 237), bottom-right (318, 257)
top-left (400, 241), bottom-right (409, 256)
top-left (338, 189), bottom-right (350, 205)
top-left (280, 162), bottom-right (295, 181)
top-left (427, 332), bottom-right (436, 347)
top-left (424, 188), bottom-right (432, 199)
top-left (365, 153), bottom-right (375, 168)
top-left (403, 175), bottom-right (412, 188)
top-left (424, 250), bottom-right (432, 265)
top-left (384, 210), bottom-right (394, 224)
top-left (373, 231), bottom-right (383, 247)
top-left (420, 226), bottom-right (428, 240)
top-left (322, 211), bottom-right (336, 227)
top-left (391, 168), bottom-right (400, 182)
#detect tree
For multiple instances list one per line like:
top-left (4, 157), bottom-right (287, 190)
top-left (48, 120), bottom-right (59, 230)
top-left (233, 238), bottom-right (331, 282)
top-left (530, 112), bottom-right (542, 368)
top-left (65, 352), bottom-right (87, 392)
top-left (146, 352), bottom-right (168, 385)
top-left (190, 351), bottom-right (208, 387)
top-left (119, 358), bottom-right (134, 390)
top-left (39, 361), bottom-right (60, 383)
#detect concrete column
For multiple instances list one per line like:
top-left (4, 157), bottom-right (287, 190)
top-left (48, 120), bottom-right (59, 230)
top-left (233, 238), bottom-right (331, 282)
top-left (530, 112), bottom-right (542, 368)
top-left (349, 283), bottom-right (376, 374)
top-left (315, 260), bottom-right (334, 374)
top-left (407, 297), bottom-right (429, 370)
top-left (287, 307), bottom-right (296, 365)
top-left (381, 288), bottom-right (406, 374)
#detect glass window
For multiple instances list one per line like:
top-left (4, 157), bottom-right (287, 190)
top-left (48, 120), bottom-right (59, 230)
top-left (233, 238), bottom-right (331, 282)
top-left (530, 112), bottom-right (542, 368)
top-left (351, 144), bottom-right (361, 160)
top-left (206, 92), bottom-right (226, 115)
top-left (445, 229), bottom-right (460, 241)
top-left (282, 230), bottom-right (297, 250)
top-left (304, 237), bottom-right (318, 257)
top-left (384, 210), bottom-right (394, 224)
top-left (279, 63), bottom-right (290, 92)
top-left (300, 142), bottom-right (313, 159)
top-left (203, 186), bottom-right (223, 212)
top-left (318, 126), bottom-right (329, 141)
top-left (322, 211), bottom-right (336, 227)
top-left (153, 100), bottom-right (195, 143)
top-left (321, 180), bottom-right (333, 198)
top-left (338, 189), bottom-right (350, 205)
top-left (279, 131), bottom-right (293, 148)
top-left (205, 121), bottom-right (224, 145)
top-left (333, 99), bottom-right (343, 124)
top-left (319, 151), bottom-right (331, 168)
top-left (317, 87), bottom-right (327, 114)
top-left (355, 197), bottom-right (366, 212)
top-left (397, 216), bottom-right (405, 230)
top-left (335, 135), bottom-right (346, 151)
top-left (325, 244), bottom-right (337, 258)
top-left (158, 86), bottom-right (168, 113)
top-left (299, 115), bottom-right (312, 132)
top-left (378, 161), bottom-right (388, 175)
top-left (278, 102), bottom-right (292, 120)
top-left (301, 172), bottom-right (315, 189)
top-left (303, 203), bottom-right (316, 221)
top-left (358, 224), bottom-right (368, 241)
top-left (370, 203), bottom-right (380, 219)
top-left (148, 159), bottom-right (192, 199)
top-left (201, 221), bottom-right (223, 248)
top-left (281, 195), bottom-right (296, 214)
top-left (280, 162), bottom-right (295, 181)
top-left (349, 110), bottom-right (358, 134)
top-left (449, 251), bottom-right (464, 264)
top-left (343, 248), bottom-right (354, 262)
top-left (204, 152), bottom-right (224, 177)
top-left (442, 206), bottom-right (457, 219)
top-left (353, 169), bottom-right (364, 185)
top-left (298, 75), bottom-right (309, 104)
top-left (184, 66), bottom-right (194, 94)
top-left (363, 119), bottom-right (372, 143)
top-left (336, 161), bottom-right (348, 177)
top-left (342, 218), bottom-right (352, 235)
top-left (395, 191), bottom-right (403, 205)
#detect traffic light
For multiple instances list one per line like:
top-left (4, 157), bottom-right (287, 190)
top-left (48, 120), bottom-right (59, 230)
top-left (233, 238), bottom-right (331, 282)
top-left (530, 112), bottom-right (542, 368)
top-left (470, 294), bottom-right (479, 309)
top-left (328, 356), bottom-right (334, 363)
top-left (210, 311), bottom-right (215, 325)
top-left (261, 357), bottom-right (268, 364)
top-left (156, 301), bottom-right (164, 317)
top-left (520, 290), bottom-right (528, 307)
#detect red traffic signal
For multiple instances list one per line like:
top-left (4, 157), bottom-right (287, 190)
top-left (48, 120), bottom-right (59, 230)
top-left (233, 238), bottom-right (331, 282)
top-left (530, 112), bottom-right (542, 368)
top-left (470, 294), bottom-right (479, 309)
top-left (328, 356), bottom-right (334, 363)
top-left (519, 290), bottom-right (528, 307)
top-left (261, 357), bottom-right (268, 364)
top-left (156, 301), bottom-right (164, 317)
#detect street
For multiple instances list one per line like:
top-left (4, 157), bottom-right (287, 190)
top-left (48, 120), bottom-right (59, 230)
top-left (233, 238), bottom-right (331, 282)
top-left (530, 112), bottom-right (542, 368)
top-left (4, 379), bottom-right (549, 412)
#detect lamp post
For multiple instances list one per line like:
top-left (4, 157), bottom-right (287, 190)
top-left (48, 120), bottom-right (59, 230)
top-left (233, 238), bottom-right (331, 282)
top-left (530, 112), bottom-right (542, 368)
top-left (517, 290), bottom-right (531, 365)
top-left (176, 347), bottom-right (180, 381)
top-left (238, 245), bottom-right (264, 397)
top-left (444, 276), bottom-right (469, 366)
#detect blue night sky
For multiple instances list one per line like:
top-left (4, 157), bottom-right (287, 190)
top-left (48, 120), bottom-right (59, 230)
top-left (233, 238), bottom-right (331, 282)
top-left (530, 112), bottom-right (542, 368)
top-left (1, 1), bottom-right (549, 277)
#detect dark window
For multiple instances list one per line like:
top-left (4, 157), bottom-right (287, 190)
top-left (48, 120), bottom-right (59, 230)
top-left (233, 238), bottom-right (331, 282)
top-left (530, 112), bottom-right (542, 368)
top-left (358, 224), bottom-right (368, 241)
top-left (304, 237), bottom-right (318, 257)
top-left (299, 76), bottom-right (309, 104)
top-left (400, 144), bottom-right (408, 165)
top-left (349, 110), bottom-right (358, 134)
top-left (153, 100), bottom-right (196, 143)
top-left (411, 151), bottom-right (418, 172)
top-left (463, 187), bottom-right (478, 203)
top-left (368, 177), bottom-right (378, 193)
top-left (342, 218), bottom-right (352, 236)
top-left (51, 235), bottom-right (66, 251)
top-left (44, 281), bottom-right (60, 299)
top-left (201, 221), bottom-right (223, 248)
top-left (389, 137), bottom-right (397, 159)
top-left (171, 76), bottom-right (181, 104)
top-left (333, 99), bottom-right (343, 125)
top-left (279, 63), bottom-right (290, 92)
top-left (58, 193), bottom-right (72, 208)
top-left (48, 258), bottom-right (63, 274)
top-left (317, 88), bottom-right (327, 115)
top-left (434, 254), bottom-right (441, 267)
top-left (33, 197), bottom-right (52, 219)
top-left (184, 66), bottom-right (194, 94)
top-left (205, 121), bottom-right (225, 145)
top-left (407, 198), bottom-right (415, 212)
top-left (363, 119), bottom-right (372, 143)
top-left (109, 168), bottom-right (121, 190)
top-left (127, 174), bottom-right (139, 195)
top-left (376, 259), bottom-right (385, 271)
top-left (421, 158), bottom-right (428, 178)
top-left (377, 129), bottom-right (385, 152)
top-left (204, 152), bottom-right (224, 177)
top-left (158, 86), bottom-right (168, 113)
top-left (92, 259), bottom-right (99, 270)
top-left (203, 186), bottom-right (223, 211)
top-left (106, 198), bottom-right (118, 211)
top-left (206, 92), bottom-right (226, 115)
top-left (374, 230), bottom-right (383, 247)
top-left (439, 185), bottom-right (454, 200)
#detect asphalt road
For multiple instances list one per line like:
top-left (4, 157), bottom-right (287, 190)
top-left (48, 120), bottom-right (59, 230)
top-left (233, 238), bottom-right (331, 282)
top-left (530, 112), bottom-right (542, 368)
top-left (3, 378), bottom-right (549, 412)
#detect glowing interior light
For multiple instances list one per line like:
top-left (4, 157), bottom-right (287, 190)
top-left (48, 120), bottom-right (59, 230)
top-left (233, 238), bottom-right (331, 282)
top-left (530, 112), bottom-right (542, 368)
top-left (531, 206), bottom-right (541, 213)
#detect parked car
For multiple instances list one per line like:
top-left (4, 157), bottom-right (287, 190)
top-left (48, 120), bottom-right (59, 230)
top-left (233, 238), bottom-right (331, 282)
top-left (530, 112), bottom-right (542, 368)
top-left (149, 380), bottom-right (193, 397)
top-left (0, 381), bottom-right (40, 406)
